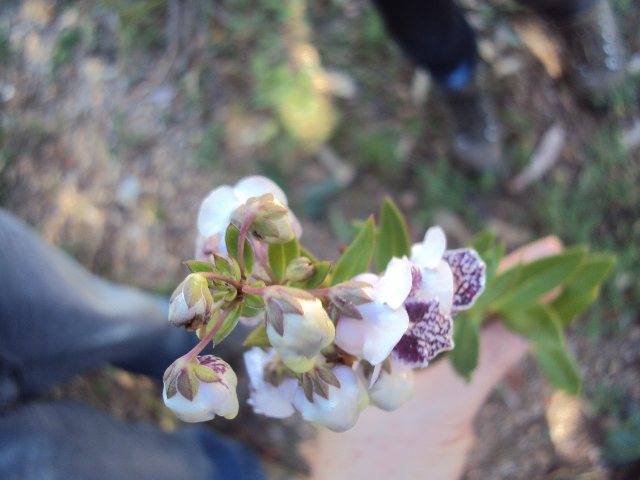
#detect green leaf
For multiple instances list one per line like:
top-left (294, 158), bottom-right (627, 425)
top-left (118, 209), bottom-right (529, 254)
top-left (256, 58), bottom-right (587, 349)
top-left (493, 247), bottom-right (586, 311)
top-left (268, 243), bottom-right (286, 283)
top-left (374, 197), bottom-right (411, 273)
top-left (243, 323), bottom-right (272, 348)
top-left (225, 225), bottom-right (254, 276)
top-left (331, 216), bottom-right (375, 285)
top-left (550, 254), bottom-right (616, 324)
top-left (184, 260), bottom-right (215, 274)
top-left (534, 344), bottom-right (581, 395)
top-left (291, 261), bottom-right (332, 289)
top-left (214, 302), bottom-right (242, 344)
top-left (241, 303), bottom-right (262, 318)
top-left (448, 313), bottom-right (480, 380)
top-left (470, 263), bottom-right (521, 311)
top-left (268, 238), bottom-right (300, 283)
top-left (468, 230), bottom-right (496, 257)
top-left (501, 304), bottom-right (564, 347)
top-left (481, 241), bottom-right (505, 284)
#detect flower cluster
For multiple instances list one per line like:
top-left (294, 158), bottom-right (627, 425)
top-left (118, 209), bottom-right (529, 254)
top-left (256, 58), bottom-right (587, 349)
top-left (162, 176), bottom-right (486, 432)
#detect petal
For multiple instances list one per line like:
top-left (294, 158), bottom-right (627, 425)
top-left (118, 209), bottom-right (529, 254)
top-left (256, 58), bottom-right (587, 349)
top-left (358, 302), bottom-right (410, 365)
top-left (411, 259), bottom-right (455, 315)
top-left (374, 257), bottom-right (413, 309)
top-left (197, 185), bottom-right (242, 238)
top-left (392, 299), bottom-right (454, 368)
top-left (334, 316), bottom-right (366, 358)
top-left (248, 378), bottom-right (297, 419)
top-left (243, 347), bottom-right (272, 388)
top-left (234, 176), bottom-right (288, 205)
top-left (410, 226), bottom-right (446, 270)
top-left (443, 248), bottom-right (486, 312)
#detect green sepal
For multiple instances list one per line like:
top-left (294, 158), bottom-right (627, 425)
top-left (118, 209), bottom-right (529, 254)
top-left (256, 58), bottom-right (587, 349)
top-left (225, 224), bottom-right (254, 277)
top-left (534, 344), bottom-right (582, 395)
top-left (448, 312), bottom-right (480, 381)
top-left (214, 302), bottom-right (243, 344)
top-left (549, 253), bottom-right (616, 325)
top-left (177, 366), bottom-right (199, 401)
top-left (501, 303), bottom-right (564, 347)
top-left (243, 323), bottom-right (272, 348)
top-left (493, 247), bottom-right (586, 311)
top-left (331, 216), bottom-right (375, 285)
top-left (374, 197), bottom-right (411, 273)
top-left (193, 364), bottom-right (220, 383)
top-left (244, 282), bottom-right (266, 309)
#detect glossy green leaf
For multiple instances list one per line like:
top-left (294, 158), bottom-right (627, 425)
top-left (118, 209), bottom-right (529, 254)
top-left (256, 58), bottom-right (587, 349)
top-left (493, 247), bottom-right (586, 311)
top-left (241, 303), bottom-right (262, 318)
top-left (214, 302), bottom-right (242, 344)
top-left (243, 322), bottom-right (272, 348)
top-left (501, 304), bottom-right (564, 347)
top-left (225, 225), bottom-right (254, 277)
top-left (374, 197), bottom-right (410, 273)
top-left (331, 216), bottom-right (375, 285)
top-left (448, 313), bottom-right (480, 381)
top-left (291, 261), bottom-right (332, 289)
top-left (550, 254), bottom-right (616, 324)
top-left (534, 344), bottom-right (582, 395)
top-left (481, 241), bottom-right (505, 284)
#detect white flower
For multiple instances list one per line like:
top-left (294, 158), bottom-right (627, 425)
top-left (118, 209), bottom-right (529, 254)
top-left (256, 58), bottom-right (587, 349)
top-left (293, 365), bottom-right (367, 433)
top-left (368, 358), bottom-right (415, 412)
top-left (409, 226), bottom-right (454, 314)
top-left (244, 348), bottom-right (298, 419)
top-left (163, 356), bottom-right (239, 423)
top-left (197, 176), bottom-right (302, 253)
top-left (334, 257), bottom-right (413, 365)
top-left (265, 289), bottom-right (335, 373)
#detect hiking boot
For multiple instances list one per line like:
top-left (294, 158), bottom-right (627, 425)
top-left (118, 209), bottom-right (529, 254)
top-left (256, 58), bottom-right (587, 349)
top-left (442, 78), bottom-right (502, 172)
top-left (559, 0), bottom-right (625, 101)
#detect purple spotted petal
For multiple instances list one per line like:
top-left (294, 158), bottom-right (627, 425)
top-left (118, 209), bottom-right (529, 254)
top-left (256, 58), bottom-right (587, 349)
top-left (443, 248), bottom-right (486, 313)
top-left (392, 300), bottom-right (454, 368)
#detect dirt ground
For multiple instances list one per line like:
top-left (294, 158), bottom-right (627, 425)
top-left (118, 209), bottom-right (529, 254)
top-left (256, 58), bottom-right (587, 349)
top-left (1, 1), bottom-right (640, 479)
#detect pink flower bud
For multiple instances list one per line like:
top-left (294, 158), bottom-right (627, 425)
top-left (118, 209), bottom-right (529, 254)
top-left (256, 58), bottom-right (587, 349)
top-left (163, 356), bottom-right (238, 423)
top-left (168, 274), bottom-right (213, 331)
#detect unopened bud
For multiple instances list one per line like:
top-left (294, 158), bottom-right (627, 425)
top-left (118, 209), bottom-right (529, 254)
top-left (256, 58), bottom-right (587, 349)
top-left (286, 257), bottom-right (315, 282)
top-left (368, 359), bottom-right (415, 412)
top-left (163, 356), bottom-right (239, 422)
top-left (168, 274), bottom-right (213, 331)
top-left (264, 286), bottom-right (335, 373)
top-left (232, 194), bottom-right (295, 244)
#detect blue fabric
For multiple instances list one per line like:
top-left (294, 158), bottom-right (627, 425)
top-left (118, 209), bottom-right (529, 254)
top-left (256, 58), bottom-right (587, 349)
top-left (0, 209), bottom-right (263, 480)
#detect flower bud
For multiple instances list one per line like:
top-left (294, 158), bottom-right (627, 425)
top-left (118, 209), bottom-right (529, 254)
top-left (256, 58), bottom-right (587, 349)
top-left (285, 257), bottom-right (315, 282)
top-left (168, 274), bottom-right (213, 331)
top-left (368, 358), bottom-right (415, 412)
top-left (293, 365), bottom-right (367, 432)
top-left (232, 194), bottom-right (295, 244)
top-left (163, 356), bottom-right (239, 422)
top-left (264, 287), bottom-right (335, 373)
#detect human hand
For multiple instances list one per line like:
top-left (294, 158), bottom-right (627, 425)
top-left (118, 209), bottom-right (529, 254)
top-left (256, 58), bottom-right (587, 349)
top-left (309, 236), bottom-right (563, 480)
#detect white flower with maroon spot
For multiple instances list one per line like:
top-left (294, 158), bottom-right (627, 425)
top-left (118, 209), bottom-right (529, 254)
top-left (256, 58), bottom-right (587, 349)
top-left (244, 348), bottom-right (298, 419)
top-left (334, 257), bottom-right (413, 365)
top-left (392, 226), bottom-right (485, 368)
top-left (293, 365), bottom-right (367, 433)
top-left (368, 358), bottom-right (415, 412)
top-left (163, 356), bottom-right (239, 423)
top-left (197, 176), bottom-right (302, 254)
